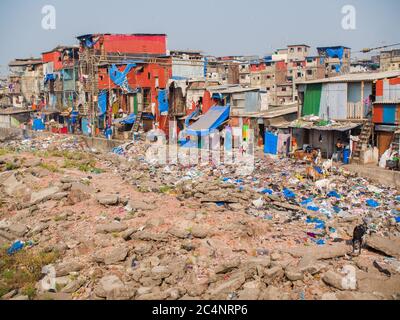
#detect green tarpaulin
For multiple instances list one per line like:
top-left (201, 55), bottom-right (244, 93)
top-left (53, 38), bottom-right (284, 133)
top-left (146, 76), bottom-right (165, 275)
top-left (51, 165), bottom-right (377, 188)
top-left (302, 83), bottom-right (322, 116)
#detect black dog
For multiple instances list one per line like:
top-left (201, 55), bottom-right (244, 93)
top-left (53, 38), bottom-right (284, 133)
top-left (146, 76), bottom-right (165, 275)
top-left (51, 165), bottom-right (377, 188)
top-left (352, 222), bottom-right (368, 254)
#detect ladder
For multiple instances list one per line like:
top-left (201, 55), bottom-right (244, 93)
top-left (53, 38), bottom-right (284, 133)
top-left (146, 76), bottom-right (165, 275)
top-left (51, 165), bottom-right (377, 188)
top-left (352, 121), bottom-right (373, 162)
top-left (131, 111), bottom-right (143, 133)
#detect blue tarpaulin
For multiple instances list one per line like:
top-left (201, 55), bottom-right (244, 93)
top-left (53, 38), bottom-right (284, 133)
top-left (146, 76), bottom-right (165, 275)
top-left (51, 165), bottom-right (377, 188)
top-left (264, 131), bottom-right (278, 155)
top-left (185, 105), bottom-right (230, 136)
top-left (44, 74), bottom-right (55, 83)
top-left (158, 89), bottom-right (169, 114)
top-left (33, 118), bottom-right (45, 131)
top-left (204, 57), bottom-right (208, 78)
top-left (98, 91), bottom-right (107, 116)
top-left (185, 108), bottom-right (201, 128)
top-left (109, 64), bottom-right (136, 93)
top-left (325, 47), bottom-right (344, 72)
top-left (113, 113), bottom-right (136, 125)
top-left (325, 47), bottom-right (344, 60)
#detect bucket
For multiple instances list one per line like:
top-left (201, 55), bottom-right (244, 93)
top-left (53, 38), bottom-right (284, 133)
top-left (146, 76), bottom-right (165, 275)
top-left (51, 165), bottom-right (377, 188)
top-left (343, 149), bottom-right (350, 164)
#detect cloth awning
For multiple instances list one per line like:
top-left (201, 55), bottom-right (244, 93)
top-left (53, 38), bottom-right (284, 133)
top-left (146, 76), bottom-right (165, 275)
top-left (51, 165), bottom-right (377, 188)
top-left (185, 106), bottom-right (230, 136)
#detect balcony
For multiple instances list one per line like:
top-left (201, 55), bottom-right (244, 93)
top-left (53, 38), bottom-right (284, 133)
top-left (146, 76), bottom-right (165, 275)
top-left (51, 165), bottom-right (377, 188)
top-left (347, 102), bottom-right (366, 120)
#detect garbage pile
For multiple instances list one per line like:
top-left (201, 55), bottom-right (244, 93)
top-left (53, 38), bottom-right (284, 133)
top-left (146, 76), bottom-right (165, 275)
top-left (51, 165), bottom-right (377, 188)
top-left (2, 135), bottom-right (88, 153)
top-left (110, 139), bottom-right (400, 249)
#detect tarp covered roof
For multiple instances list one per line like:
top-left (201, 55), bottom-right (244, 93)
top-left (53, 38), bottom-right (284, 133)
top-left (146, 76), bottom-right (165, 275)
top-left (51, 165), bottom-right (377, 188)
top-left (185, 106), bottom-right (230, 136)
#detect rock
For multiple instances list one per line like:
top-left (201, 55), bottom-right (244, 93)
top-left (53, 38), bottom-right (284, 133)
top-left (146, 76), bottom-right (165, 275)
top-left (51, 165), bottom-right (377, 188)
top-left (271, 252), bottom-right (282, 261)
top-left (334, 292), bottom-right (383, 300)
top-left (30, 187), bottom-right (60, 205)
top-left (365, 235), bottom-right (400, 259)
top-left (136, 292), bottom-right (168, 300)
top-left (151, 266), bottom-right (172, 280)
top-left (136, 287), bottom-right (153, 296)
top-left (208, 273), bottom-right (246, 299)
top-left (241, 256), bottom-right (271, 269)
top-left (8, 223), bottom-right (28, 237)
top-left (97, 194), bottom-right (119, 206)
top-left (168, 226), bottom-right (189, 239)
top-left (132, 231), bottom-right (169, 242)
top-left (133, 242), bottom-right (153, 255)
top-left (237, 280), bottom-right (265, 300)
top-left (322, 270), bottom-right (344, 290)
top-left (67, 190), bottom-right (88, 204)
top-left (285, 268), bottom-right (304, 281)
top-left (259, 286), bottom-right (286, 300)
top-left (297, 255), bottom-right (327, 275)
top-left (61, 277), bottom-right (86, 294)
top-left (264, 266), bottom-right (284, 282)
top-left (28, 223), bottom-right (49, 236)
top-left (127, 201), bottom-right (157, 212)
top-left (321, 293), bottom-right (338, 300)
top-left (94, 275), bottom-right (135, 300)
top-left (52, 192), bottom-right (69, 201)
top-left (1, 289), bottom-right (18, 300)
top-left (94, 245), bottom-right (129, 265)
top-left (191, 224), bottom-right (211, 239)
top-left (36, 292), bottom-right (72, 300)
top-left (145, 218), bottom-right (165, 228)
top-left (286, 244), bottom-right (350, 260)
top-left (121, 228), bottom-right (137, 241)
top-left (96, 222), bottom-right (128, 234)
top-left (215, 258), bottom-right (241, 274)
top-left (228, 203), bottom-right (244, 211)
top-left (357, 272), bottom-right (400, 299)
top-left (10, 295), bottom-right (29, 300)
top-left (55, 261), bottom-right (84, 277)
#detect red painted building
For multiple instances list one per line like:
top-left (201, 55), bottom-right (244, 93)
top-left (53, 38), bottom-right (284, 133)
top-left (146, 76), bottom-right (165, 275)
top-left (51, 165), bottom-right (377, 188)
top-left (77, 33), bottom-right (167, 56)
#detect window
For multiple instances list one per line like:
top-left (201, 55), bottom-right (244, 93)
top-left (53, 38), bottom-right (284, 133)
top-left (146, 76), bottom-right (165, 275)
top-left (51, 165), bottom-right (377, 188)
top-left (148, 72), bottom-right (151, 79)
top-left (298, 47), bottom-right (302, 52)
top-left (266, 87), bottom-right (270, 91)
top-left (281, 87), bottom-right (287, 92)
top-left (307, 69), bottom-right (313, 75)
top-left (290, 48), bottom-right (294, 53)
top-left (297, 72), bottom-right (302, 77)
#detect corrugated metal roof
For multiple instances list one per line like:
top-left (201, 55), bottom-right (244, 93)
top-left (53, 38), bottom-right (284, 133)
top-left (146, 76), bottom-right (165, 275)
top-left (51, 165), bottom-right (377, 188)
top-left (231, 106), bottom-right (298, 119)
top-left (298, 70), bottom-right (400, 85)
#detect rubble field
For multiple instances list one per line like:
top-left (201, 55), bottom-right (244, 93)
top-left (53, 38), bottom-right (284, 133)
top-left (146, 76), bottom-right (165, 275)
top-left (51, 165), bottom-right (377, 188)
top-left (0, 134), bottom-right (399, 301)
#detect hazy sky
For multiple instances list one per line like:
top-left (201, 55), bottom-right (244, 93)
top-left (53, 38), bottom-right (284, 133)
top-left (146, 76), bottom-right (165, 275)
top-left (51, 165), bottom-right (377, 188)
top-left (0, 0), bottom-right (399, 75)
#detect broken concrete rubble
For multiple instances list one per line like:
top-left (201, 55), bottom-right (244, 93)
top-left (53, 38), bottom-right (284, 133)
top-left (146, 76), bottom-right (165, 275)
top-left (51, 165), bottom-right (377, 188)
top-left (0, 134), bottom-right (399, 301)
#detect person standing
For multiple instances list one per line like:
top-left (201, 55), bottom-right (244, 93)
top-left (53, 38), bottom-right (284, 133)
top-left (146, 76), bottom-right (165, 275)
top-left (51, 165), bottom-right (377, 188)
top-left (335, 139), bottom-right (344, 162)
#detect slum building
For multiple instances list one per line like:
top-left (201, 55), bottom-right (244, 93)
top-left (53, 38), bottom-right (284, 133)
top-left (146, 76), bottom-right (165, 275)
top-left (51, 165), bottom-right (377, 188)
top-left (292, 70), bottom-right (400, 163)
top-left (8, 58), bottom-right (43, 109)
top-left (317, 46), bottom-right (351, 77)
top-left (76, 33), bottom-right (171, 137)
top-left (373, 76), bottom-right (400, 156)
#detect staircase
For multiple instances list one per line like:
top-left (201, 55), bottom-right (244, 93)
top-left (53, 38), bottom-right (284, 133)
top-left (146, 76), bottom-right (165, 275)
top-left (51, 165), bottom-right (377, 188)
top-left (131, 111), bottom-right (143, 133)
top-left (352, 121), bottom-right (374, 163)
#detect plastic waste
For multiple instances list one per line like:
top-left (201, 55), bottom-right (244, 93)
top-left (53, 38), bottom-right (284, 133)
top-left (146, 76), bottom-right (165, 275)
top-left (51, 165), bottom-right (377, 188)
top-left (283, 188), bottom-right (296, 199)
top-left (7, 241), bottom-right (25, 255)
top-left (327, 191), bottom-right (341, 199)
top-left (253, 198), bottom-right (265, 209)
top-left (366, 199), bottom-right (380, 208)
